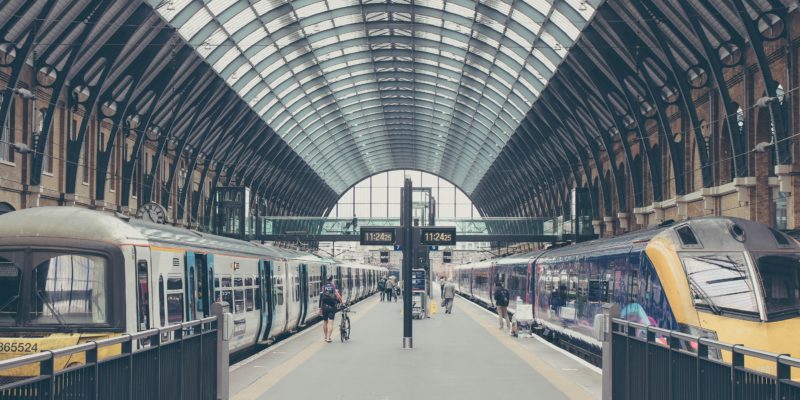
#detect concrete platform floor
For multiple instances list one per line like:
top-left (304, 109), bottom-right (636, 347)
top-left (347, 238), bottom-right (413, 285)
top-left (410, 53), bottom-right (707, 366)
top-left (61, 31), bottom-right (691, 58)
top-left (230, 293), bottom-right (601, 400)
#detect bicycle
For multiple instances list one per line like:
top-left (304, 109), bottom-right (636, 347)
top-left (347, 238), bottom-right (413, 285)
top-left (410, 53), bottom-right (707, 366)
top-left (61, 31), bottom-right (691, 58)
top-left (339, 302), bottom-right (355, 342)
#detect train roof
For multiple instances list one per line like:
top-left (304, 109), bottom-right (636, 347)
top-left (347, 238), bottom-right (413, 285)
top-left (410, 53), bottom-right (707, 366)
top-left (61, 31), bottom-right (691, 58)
top-left (0, 207), bottom-right (314, 261)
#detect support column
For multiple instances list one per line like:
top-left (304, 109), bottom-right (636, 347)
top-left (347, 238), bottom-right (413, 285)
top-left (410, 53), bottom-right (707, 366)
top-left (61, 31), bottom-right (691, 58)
top-left (93, 199), bottom-right (107, 212)
top-left (652, 201), bottom-right (666, 223)
top-left (733, 177), bottom-right (756, 207)
top-left (24, 185), bottom-right (42, 208)
top-left (617, 212), bottom-right (630, 232)
top-left (701, 188), bottom-right (717, 214)
top-left (675, 196), bottom-right (688, 221)
top-left (63, 193), bottom-right (78, 207)
top-left (592, 219), bottom-right (603, 236)
top-left (603, 216), bottom-right (616, 237)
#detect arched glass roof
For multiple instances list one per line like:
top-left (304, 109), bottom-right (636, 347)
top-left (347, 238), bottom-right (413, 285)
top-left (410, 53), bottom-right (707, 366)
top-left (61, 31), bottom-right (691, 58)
top-left (149, 0), bottom-right (600, 194)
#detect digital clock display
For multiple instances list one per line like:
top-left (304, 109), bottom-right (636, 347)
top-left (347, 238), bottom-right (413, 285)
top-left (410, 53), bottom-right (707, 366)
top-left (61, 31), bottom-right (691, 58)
top-left (419, 227), bottom-right (456, 245)
top-left (360, 227), bottom-right (396, 245)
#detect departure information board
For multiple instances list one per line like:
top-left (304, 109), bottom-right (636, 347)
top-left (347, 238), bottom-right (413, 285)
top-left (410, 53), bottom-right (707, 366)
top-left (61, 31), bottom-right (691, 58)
top-left (419, 227), bottom-right (456, 245)
top-left (360, 227), bottom-right (396, 245)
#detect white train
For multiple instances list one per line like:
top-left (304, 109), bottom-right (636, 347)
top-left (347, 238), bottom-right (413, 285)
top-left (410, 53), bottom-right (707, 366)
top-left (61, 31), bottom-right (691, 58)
top-left (0, 207), bottom-right (385, 362)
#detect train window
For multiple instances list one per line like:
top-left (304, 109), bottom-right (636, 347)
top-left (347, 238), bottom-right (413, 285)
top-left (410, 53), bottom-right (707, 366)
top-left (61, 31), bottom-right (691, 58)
top-left (245, 277), bottom-right (253, 286)
top-left (214, 277), bottom-right (220, 288)
top-left (30, 254), bottom-right (109, 325)
top-left (234, 277), bottom-right (243, 287)
top-left (246, 289), bottom-right (254, 311)
top-left (676, 226), bottom-right (700, 247)
top-left (167, 293), bottom-right (184, 324)
top-left (222, 276), bottom-right (232, 287)
top-left (681, 253), bottom-right (758, 315)
top-left (221, 289), bottom-right (233, 313)
top-left (167, 277), bottom-right (182, 291)
top-left (755, 254), bottom-right (800, 318)
top-left (136, 261), bottom-right (150, 330)
top-left (769, 228), bottom-right (791, 247)
top-left (0, 258), bottom-right (21, 323)
top-left (234, 290), bottom-right (244, 313)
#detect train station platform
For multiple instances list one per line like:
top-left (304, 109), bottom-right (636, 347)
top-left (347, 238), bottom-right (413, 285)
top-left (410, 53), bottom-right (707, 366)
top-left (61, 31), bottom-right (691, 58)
top-left (229, 293), bottom-right (602, 400)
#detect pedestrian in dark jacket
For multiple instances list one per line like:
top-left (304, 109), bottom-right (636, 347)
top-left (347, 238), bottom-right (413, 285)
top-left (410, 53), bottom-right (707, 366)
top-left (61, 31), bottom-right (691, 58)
top-left (494, 281), bottom-right (511, 330)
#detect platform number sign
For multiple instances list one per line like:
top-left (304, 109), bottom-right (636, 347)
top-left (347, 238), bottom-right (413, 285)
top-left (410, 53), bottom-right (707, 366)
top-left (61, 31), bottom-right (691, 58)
top-left (443, 251), bottom-right (452, 263)
top-left (380, 251), bottom-right (390, 263)
top-left (419, 227), bottom-right (456, 245)
top-left (360, 227), bottom-right (396, 245)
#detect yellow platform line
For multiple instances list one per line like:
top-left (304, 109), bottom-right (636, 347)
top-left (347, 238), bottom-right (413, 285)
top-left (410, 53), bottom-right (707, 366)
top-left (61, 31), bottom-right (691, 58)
top-left (456, 300), bottom-right (597, 400)
top-left (232, 298), bottom-right (380, 400)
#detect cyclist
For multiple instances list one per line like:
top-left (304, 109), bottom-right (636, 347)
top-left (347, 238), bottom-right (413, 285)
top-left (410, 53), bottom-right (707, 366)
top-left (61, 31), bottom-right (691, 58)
top-left (319, 275), bottom-right (343, 342)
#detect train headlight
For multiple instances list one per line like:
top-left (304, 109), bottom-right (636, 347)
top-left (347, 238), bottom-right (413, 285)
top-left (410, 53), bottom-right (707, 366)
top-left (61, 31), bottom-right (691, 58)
top-left (678, 324), bottom-right (721, 360)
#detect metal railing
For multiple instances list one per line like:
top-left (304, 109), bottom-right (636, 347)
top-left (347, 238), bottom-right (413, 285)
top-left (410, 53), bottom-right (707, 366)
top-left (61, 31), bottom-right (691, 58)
top-left (605, 317), bottom-right (800, 400)
top-left (0, 317), bottom-right (219, 400)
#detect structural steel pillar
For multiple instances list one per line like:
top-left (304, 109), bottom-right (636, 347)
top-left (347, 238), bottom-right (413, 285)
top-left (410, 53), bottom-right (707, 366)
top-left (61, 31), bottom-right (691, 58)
top-left (402, 178), bottom-right (413, 349)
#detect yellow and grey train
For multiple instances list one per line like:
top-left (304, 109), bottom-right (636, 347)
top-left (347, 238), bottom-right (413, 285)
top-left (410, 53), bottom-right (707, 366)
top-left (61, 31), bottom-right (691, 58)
top-left (0, 207), bottom-right (386, 372)
top-left (453, 217), bottom-right (800, 372)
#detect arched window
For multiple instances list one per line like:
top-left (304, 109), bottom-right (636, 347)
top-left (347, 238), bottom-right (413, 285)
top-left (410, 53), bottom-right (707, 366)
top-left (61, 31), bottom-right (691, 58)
top-left (0, 202), bottom-right (14, 216)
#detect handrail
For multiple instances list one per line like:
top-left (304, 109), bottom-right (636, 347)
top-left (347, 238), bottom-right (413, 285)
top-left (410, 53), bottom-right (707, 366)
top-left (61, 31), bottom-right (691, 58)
top-left (0, 315), bottom-right (219, 375)
top-left (610, 317), bottom-right (800, 365)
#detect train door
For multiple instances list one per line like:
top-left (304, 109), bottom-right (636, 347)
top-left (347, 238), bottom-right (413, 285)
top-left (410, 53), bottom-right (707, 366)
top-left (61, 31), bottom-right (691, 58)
top-left (270, 260), bottom-right (288, 336)
top-left (193, 253), bottom-right (214, 318)
top-left (489, 263), bottom-right (497, 307)
top-left (298, 263), bottom-right (309, 327)
top-left (257, 260), bottom-right (273, 343)
top-left (184, 252), bottom-right (198, 321)
top-left (134, 247), bottom-right (153, 334)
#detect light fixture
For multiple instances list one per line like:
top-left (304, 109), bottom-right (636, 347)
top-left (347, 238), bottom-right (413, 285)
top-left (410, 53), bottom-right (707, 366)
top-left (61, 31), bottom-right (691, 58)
top-left (12, 87), bottom-right (34, 100)
top-left (579, 1), bottom-right (588, 11)
top-left (167, 0), bottom-right (175, 11)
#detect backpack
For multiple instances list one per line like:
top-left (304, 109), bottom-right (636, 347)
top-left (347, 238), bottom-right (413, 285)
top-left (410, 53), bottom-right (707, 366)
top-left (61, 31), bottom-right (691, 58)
top-left (321, 284), bottom-right (337, 306)
top-left (378, 278), bottom-right (386, 290)
top-left (497, 288), bottom-right (510, 306)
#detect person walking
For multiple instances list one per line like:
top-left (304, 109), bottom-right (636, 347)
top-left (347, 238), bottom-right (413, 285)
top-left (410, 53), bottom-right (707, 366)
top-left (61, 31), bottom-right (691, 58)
top-left (385, 276), bottom-right (395, 302)
top-left (438, 276), bottom-right (445, 298)
top-left (493, 281), bottom-right (511, 330)
top-left (378, 276), bottom-right (387, 302)
top-left (442, 279), bottom-right (455, 314)
top-left (319, 276), bottom-right (343, 342)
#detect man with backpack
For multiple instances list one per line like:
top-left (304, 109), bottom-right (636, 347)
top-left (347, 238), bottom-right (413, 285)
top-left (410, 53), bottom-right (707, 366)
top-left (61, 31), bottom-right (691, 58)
top-left (319, 276), bottom-right (343, 342)
top-left (378, 276), bottom-right (387, 302)
top-left (494, 281), bottom-right (511, 330)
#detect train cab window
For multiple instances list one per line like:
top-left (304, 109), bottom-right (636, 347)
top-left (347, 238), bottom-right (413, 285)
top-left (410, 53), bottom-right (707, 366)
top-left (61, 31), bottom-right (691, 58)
top-left (676, 226), bottom-right (700, 247)
top-left (30, 254), bottom-right (109, 325)
top-left (755, 254), bottom-right (800, 318)
top-left (0, 258), bottom-right (21, 324)
top-left (680, 253), bottom-right (758, 315)
top-left (245, 277), bottom-right (253, 286)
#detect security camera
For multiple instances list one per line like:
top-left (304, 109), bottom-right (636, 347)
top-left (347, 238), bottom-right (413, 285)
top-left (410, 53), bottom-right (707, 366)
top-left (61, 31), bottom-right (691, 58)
top-left (11, 88), bottom-right (34, 100)
top-left (753, 141), bottom-right (774, 153)
top-left (756, 96), bottom-right (778, 108)
top-left (10, 142), bottom-right (34, 154)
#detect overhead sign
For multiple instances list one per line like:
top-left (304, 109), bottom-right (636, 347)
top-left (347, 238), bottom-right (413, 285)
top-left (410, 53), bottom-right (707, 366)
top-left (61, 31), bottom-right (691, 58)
top-left (360, 227), bottom-right (396, 246)
top-left (419, 227), bottom-right (456, 246)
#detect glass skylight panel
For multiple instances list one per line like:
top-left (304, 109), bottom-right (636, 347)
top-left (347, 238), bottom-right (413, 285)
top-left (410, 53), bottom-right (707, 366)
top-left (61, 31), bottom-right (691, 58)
top-left (179, 8), bottom-right (213, 41)
top-left (550, 9), bottom-right (580, 41)
top-left (154, 0), bottom-right (599, 193)
top-left (239, 29), bottom-right (267, 51)
top-left (224, 8), bottom-right (257, 34)
top-left (213, 47), bottom-right (242, 73)
top-left (252, 0), bottom-right (285, 15)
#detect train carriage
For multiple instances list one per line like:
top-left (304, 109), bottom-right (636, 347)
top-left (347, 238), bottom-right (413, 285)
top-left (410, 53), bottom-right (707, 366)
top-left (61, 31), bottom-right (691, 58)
top-left (0, 207), bottom-right (385, 374)
top-left (456, 217), bottom-right (800, 373)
